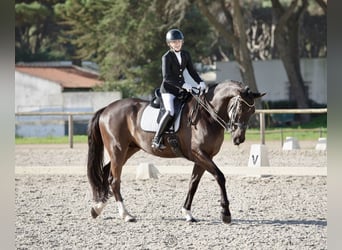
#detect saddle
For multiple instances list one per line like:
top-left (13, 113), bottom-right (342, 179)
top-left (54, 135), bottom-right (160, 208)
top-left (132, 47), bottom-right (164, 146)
top-left (140, 88), bottom-right (190, 133)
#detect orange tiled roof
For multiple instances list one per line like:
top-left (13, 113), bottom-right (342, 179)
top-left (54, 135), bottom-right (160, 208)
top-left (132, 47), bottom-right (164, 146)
top-left (15, 65), bottom-right (103, 89)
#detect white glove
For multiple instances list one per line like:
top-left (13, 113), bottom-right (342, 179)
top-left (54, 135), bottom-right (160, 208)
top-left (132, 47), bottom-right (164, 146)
top-left (182, 82), bottom-right (192, 92)
top-left (199, 81), bottom-right (208, 95)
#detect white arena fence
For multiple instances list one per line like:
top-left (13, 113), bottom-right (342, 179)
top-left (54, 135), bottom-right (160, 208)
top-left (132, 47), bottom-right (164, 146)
top-left (15, 108), bottom-right (327, 148)
top-left (255, 108), bottom-right (327, 145)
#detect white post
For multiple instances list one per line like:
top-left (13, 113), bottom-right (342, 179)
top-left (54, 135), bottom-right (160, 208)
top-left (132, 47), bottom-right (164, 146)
top-left (68, 114), bottom-right (73, 148)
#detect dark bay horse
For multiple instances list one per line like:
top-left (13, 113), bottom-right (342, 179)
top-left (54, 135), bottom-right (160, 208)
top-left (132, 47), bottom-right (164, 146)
top-left (87, 80), bottom-right (265, 223)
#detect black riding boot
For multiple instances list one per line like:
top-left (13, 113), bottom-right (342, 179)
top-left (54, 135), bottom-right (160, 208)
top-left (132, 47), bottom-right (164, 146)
top-left (151, 111), bottom-right (174, 150)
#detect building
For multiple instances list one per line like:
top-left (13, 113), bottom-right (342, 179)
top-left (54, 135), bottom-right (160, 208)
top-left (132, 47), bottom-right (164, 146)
top-left (215, 58), bottom-right (327, 105)
top-left (15, 62), bottom-right (121, 137)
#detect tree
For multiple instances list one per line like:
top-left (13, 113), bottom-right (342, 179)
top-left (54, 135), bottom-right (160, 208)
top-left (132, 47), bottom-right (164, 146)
top-left (56, 0), bottom-right (214, 97)
top-left (16, 0), bottom-right (326, 107)
top-left (158, 0), bottom-right (265, 104)
top-left (314, 0), bottom-right (327, 14)
top-left (15, 0), bottom-right (68, 62)
top-left (56, 0), bottom-right (158, 95)
top-left (271, 0), bottom-right (310, 122)
top-left (54, 0), bottom-right (111, 63)
top-left (192, 0), bottom-right (261, 108)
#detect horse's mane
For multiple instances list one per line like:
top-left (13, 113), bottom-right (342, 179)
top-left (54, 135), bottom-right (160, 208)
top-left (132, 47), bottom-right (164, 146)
top-left (211, 79), bottom-right (245, 89)
top-left (208, 80), bottom-right (245, 98)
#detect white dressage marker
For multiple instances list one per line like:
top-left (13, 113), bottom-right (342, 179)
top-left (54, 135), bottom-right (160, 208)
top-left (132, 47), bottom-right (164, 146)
top-left (315, 137), bottom-right (327, 151)
top-left (248, 144), bottom-right (270, 167)
top-left (282, 137), bottom-right (300, 150)
top-left (136, 163), bottom-right (160, 180)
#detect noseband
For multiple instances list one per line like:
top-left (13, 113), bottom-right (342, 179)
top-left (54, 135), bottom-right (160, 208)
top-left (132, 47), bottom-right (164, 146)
top-left (191, 93), bottom-right (255, 133)
top-left (227, 95), bottom-right (255, 132)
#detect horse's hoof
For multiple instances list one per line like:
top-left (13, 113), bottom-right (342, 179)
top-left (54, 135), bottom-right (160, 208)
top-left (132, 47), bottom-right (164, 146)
top-left (124, 215), bottom-right (137, 222)
top-left (186, 217), bottom-right (198, 223)
top-left (91, 207), bottom-right (98, 218)
top-left (221, 214), bottom-right (231, 224)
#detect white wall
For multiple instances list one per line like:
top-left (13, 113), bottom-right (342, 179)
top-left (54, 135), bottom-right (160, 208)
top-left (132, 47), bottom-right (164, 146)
top-left (15, 71), bottom-right (63, 112)
top-left (15, 71), bottom-right (122, 112)
top-left (300, 58), bottom-right (327, 104)
top-left (15, 71), bottom-right (122, 137)
top-left (215, 58), bottom-right (327, 104)
top-left (62, 92), bottom-right (121, 112)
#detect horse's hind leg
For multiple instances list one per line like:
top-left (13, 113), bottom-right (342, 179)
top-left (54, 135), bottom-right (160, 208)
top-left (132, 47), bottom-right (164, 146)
top-left (182, 164), bottom-right (205, 222)
top-left (90, 163), bottom-right (111, 218)
top-left (109, 147), bottom-right (137, 222)
top-left (91, 201), bottom-right (108, 218)
top-left (91, 152), bottom-right (136, 221)
top-left (110, 163), bottom-right (136, 222)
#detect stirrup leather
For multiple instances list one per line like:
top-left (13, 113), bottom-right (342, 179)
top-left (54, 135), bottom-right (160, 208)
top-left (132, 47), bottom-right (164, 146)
top-left (151, 136), bottom-right (166, 149)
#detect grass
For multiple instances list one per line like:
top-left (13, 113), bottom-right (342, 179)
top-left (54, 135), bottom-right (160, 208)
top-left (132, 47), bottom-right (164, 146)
top-left (15, 127), bottom-right (327, 145)
top-left (15, 115), bottom-right (327, 144)
top-left (243, 127), bottom-right (327, 141)
top-left (242, 114), bottom-right (327, 141)
top-left (15, 135), bottom-right (88, 144)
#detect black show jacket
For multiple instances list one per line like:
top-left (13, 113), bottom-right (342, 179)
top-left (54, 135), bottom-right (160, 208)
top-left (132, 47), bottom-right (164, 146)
top-left (160, 49), bottom-right (202, 95)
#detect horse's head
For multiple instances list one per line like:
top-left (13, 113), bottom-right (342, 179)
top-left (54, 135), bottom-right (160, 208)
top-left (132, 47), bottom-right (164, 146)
top-left (228, 86), bottom-right (266, 145)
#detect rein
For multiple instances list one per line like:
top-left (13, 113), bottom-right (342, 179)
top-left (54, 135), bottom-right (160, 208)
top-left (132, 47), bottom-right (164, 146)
top-left (190, 91), bottom-right (255, 133)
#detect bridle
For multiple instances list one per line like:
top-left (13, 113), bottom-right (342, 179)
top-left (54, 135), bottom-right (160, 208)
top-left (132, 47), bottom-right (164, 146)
top-left (227, 95), bottom-right (255, 132)
top-left (190, 91), bottom-right (255, 133)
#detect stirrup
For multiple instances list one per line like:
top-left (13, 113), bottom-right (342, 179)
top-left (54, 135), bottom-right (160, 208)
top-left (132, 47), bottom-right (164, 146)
top-left (151, 137), bottom-right (166, 150)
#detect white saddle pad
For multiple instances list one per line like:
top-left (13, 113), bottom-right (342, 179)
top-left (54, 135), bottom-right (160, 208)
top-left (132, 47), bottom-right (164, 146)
top-left (140, 105), bottom-right (182, 133)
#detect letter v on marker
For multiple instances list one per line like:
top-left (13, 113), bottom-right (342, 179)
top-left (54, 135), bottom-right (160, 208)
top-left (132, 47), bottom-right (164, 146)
top-left (252, 155), bottom-right (259, 165)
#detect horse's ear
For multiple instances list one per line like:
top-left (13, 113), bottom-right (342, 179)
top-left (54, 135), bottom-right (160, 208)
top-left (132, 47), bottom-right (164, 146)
top-left (253, 92), bottom-right (266, 99)
top-left (240, 86), bottom-right (250, 96)
top-left (240, 86), bottom-right (266, 99)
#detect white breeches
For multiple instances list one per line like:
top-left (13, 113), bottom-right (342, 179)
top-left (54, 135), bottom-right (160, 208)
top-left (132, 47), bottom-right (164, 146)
top-left (161, 93), bottom-right (176, 116)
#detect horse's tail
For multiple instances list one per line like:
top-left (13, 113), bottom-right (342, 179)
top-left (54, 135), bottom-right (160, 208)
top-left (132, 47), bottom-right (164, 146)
top-left (87, 107), bottom-right (110, 203)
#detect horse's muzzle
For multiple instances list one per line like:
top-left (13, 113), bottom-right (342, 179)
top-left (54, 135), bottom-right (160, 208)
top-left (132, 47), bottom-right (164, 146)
top-left (232, 132), bottom-right (245, 145)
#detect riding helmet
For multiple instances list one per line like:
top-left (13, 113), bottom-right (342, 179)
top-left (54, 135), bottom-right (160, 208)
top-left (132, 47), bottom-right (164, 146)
top-left (166, 29), bottom-right (184, 42)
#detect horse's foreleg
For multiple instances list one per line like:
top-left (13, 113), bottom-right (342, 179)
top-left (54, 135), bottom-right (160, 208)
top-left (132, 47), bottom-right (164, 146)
top-left (210, 167), bottom-right (231, 224)
top-left (194, 153), bottom-right (231, 224)
top-left (116, 201), bottom-right (136, 222)
top-left (182, 164), bottom-right (205, 222)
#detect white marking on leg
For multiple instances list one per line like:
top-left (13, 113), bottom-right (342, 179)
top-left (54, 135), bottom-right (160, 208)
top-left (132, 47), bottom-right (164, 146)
top-left (93, 201), bottom-right (107, 215)
top-left (182, 207), bottom-right (195, 222)
top-left (117, 201), bottom-right (135, 222)
top-left (117, 201), bottom-right (126, 218)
